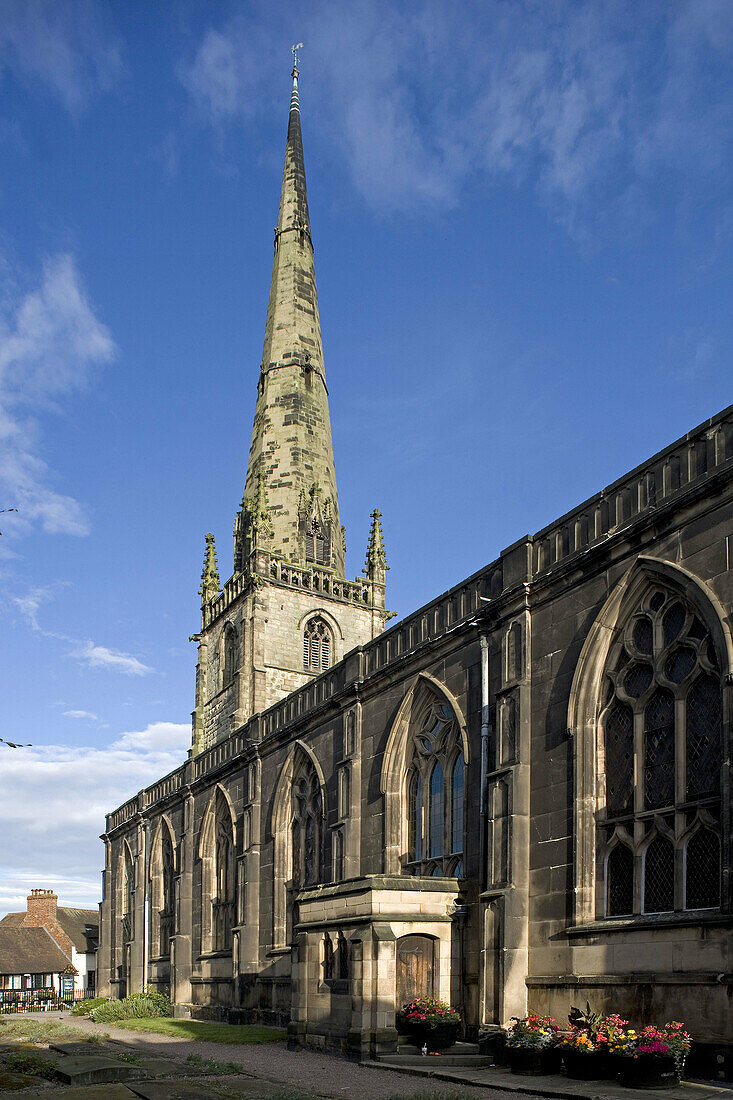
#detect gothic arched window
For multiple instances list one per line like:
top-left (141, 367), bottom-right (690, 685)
top-left (405, 695), bottom-right (465, 877)
top-left (223, 624), bottom-right (238, 686)
top-left (150, 824), bottom-right (175, 958)
top-left (121, 844), bottom-right (134, 945)
top-left (200, 790), bottom-right (236, 954)
top-left (600, 585), bottom-right (723, 916)
top-left (305, 518), bottom-right (329, 566)
top-left (303, 617), bottom-right (332, 672)
top-left (291, 759), bottom-right (323, 889)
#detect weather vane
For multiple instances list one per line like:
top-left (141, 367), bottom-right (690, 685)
top-left (291, 42), bottom-right (303, 70)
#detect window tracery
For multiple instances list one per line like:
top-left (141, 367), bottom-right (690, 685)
top-left (600, 584), bottom-right (723, 916)
top-left (405, 695), bottom-right (465, 877)
top-left (303, 617), bottom-right (332, 672)
top-left (291, 759), bottom-right (323, 889)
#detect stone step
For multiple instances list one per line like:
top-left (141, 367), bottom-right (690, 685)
top-left (381, 1053), bottom-right (495, 1068)
top-left (394, 1041), bottom-right (481, 1056)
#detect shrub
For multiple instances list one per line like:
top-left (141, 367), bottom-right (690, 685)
top-left (90, 992), bottom-right (172, 1023)
top-left (71, 996), bottom-right (107, 1017)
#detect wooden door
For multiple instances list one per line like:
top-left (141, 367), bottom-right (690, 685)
top-left (396, 934), bottom-right (434, 1010)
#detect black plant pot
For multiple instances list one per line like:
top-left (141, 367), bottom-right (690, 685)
top-left (506, 1047), bottom-right (562, 1076)
top-left (616, 1054), bottom-right (680, 1089)
top-left (401, 1019), bottom-right (461, 1051)
top-left (562, 1049), bottom-right (611, 1079)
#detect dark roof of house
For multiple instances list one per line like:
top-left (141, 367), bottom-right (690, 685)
top-left (0, 926), bottom-right (76, 976)
top-left (0, 908), bottom-right (98, 954)
top-left (56, 909), bottom-right (99, 954)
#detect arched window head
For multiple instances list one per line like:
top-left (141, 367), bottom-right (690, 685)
top-left (303, 617), bottom-right (332, 672)
top-left (151, 825), bottom-right (175, 958)
top-left (121, 845), bottom-right (134, 944)
top-left (223, 624), bottom-right (238, 686)
top-left (404, 693), bottom-right (465, 877)
top-left (305, 518), bottom-right (329, 566)
top-left (506, 621), bottom-right (523, 682)
top-left (291, 757), bottom-right (323, 889)
top-left (599, 583), bottom-right (723, 918)
top-left (200, 791), bottom-right (235, 954)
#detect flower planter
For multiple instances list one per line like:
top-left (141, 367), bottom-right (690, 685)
top-left (401, 1020), bottom-right (461, 1051)
top-left (616, 1054), bottom-right (680, 1089)
top-left (562, 1049), bottom-right (611, 1079)
top-left (506, 1047), bottom-right (562, 1076)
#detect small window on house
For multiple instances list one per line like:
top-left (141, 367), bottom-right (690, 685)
top-left (303, 617), bottom-right (332, 672)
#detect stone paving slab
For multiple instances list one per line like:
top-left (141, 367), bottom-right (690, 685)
top-left (0, 1068), bottom-right (40, 1090)
top-left (126, 1081), bottom-right (238, 1100)
top-left (364, 1059), bottom-right (733, 1100)
top-left (55, 1054), bottom-right (148, 1085)
top-left (50, 1041), bottom-right (117, 1056)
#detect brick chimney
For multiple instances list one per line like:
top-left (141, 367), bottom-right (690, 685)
top-left (23, 889), bottom-right (73, 959)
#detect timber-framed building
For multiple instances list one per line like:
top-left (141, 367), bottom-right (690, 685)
top-left (98, 63), bottom-right (733, 1057)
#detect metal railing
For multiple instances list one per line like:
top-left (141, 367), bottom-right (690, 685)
top-left (0, 987), bottom-right (96, 1013)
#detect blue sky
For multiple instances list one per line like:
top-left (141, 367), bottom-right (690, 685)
top-left (0, 0), bottom-right (731, 915)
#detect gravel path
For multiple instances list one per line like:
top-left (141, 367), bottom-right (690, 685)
top-left (59, 1015), bottom-right (539, 1100)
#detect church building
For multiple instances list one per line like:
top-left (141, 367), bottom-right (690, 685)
top-left (98, 62), bottom-right (733, 1058)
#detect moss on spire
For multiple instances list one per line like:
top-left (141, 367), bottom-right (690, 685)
top-left (363, 508), bottom-right (388, 581)
top-left (199, 532), bottom-right (220, 605)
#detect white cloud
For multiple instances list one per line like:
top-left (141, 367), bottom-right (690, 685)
top-left (73, 641), bottom-right (153, 677)
top-left (178, 1), bottom-right (733, 228)
top-left (63, 710), bottom-right (99, 722)
top-left (0, 254), bottom-right (116, 538)
top-left (0, 722), bottom-right (190, 917)
top-left (0, 0), bottom-right (123, 113)
top-left (7, 583), bottom-right (155, 677)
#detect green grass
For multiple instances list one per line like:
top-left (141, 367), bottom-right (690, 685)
top-left (0, 1017), bottom-right (106, 1045)
top-left (116, 1017), bottom-right (286, 1044)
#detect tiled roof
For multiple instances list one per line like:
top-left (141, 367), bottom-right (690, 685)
top-left (0, 907), bottom-right (98, 954)
top-left (56, 909), bottom-right (99, 954)
top-left (0, 926), bottom-right (75, 975)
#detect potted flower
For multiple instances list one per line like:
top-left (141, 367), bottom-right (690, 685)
top-left (609, 1021), bottom-right (691, 1088)
top-left (504, 1013), bottom-right (562, 1075)
top-left (397, 997), bottom-right (461, 1051)
top-left (557, 1003), bottom-right (624, 1079)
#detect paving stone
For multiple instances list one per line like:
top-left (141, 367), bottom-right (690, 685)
top-left (0, 1069), bottom-right (39, 1090)
top-left (54, 1054), bottom-right (148, 1085)
top-left (126, 1081), bottom-right (235, 1100)
top-left (216, 1077), bottom-right (306, 1097)
top-left (51, 1041), bottom-right (117, 1055)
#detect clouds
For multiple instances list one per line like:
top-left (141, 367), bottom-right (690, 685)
top-left (0, 721), bottom-right (190, 916)
top-left (72, 641), bottom-right (153, 677)
top-left (0, 0), bottom-right (123, 113)
top-left (178, 0), bottom-right (733, 229)
top-left (0, 254), bottom-right (116, 538)
top-left (9, 582), bottom-right (154, 677)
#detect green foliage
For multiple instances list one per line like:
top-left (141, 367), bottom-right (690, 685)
top-left (90, 991), bottom-right (172, 1022)
top-left (185, 1052), bottom-right (242, 1075)
top-left (71, 996), bottom-right (107, 1017)
top-left (116, 1017), bottom-right (286, 1043)
top-left (0, 1017), bottom-right (90, 1044)
top-left (568, 1000), bottom-right (604, 1042)
top-left (1, 1051), bottom-right (58, 1079)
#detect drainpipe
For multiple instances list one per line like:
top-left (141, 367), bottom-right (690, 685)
top-left (142, 820), bottom-right (150, 994)
top-left (479, 631), bottom-right (490, 891)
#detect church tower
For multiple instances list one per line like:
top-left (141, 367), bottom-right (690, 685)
top-left (192, 60), bottom-right (390, 755)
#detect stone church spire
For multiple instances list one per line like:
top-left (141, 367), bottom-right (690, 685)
top-left (236, 60), bottom-right (344, 576)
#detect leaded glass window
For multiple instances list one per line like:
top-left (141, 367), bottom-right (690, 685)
top-left (600, 584), bottom-right (723, 917)
top-left (291, 760), bottom-right (323, 890)
top-left (404, 694), bottom-right (465, 877)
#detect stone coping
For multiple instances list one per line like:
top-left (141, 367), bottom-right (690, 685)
top-left (297, 873), bottom-right (460, 902)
